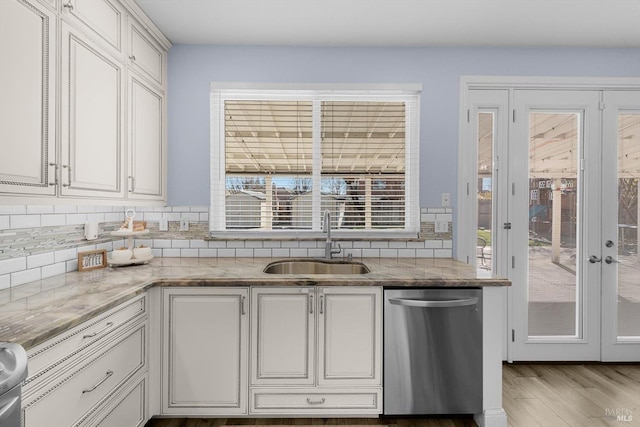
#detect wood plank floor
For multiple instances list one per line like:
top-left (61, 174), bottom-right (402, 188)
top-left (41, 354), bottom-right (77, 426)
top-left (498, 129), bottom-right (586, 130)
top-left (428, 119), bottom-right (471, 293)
top-left (145, 364), bottom-right (640, 427)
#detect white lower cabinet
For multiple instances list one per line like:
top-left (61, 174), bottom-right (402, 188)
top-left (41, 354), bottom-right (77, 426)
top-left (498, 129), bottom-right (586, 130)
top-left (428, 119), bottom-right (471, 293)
top-left (250, 286), bottom-right (383, 415)
top-left (82, 374), bottom-right (148, 427)
top-left (161, 287), bottom-right (249, 416)
top-left (22, 319), bottom-right (148, 427)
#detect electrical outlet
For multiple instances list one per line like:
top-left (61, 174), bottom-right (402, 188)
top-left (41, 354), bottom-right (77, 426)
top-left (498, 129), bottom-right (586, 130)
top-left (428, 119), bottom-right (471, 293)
top-left (159, 217), bottom-right (169, 231)
top-left (441, 192), bottom-right (451, 207)
top-left (435, 219), bottom-right (449, 233)
top-left (179, 218), bottom-right (189, 231)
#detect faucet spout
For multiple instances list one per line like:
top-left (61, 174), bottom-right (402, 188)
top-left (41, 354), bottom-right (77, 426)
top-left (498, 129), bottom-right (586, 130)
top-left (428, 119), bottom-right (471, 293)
top-left (323, 210), bottom-right (341, 259)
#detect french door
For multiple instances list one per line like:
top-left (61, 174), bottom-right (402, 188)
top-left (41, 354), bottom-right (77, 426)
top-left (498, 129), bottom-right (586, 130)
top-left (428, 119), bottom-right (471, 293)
top-left (463, 86), bottom-right (640, 361)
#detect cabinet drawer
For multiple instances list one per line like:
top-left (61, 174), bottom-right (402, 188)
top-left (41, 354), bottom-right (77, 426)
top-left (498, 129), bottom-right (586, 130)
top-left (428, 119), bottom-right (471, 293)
top-left (250, 388), bottom-right (382, 415)
top-left (61, 0), bottom-right (124, 53)
top-left (26, 295), bottom-right (146, 390)
top-left (129, 19), bottom-right (164, 86)
top-left (23, 322), bottom-right (146, 427)
top-left (82, 375), bottom-right (147, 427)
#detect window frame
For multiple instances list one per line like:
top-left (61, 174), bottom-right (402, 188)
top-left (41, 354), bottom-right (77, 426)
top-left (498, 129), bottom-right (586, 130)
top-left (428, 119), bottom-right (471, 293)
top-left (209, 83), bottom-right (421, 239)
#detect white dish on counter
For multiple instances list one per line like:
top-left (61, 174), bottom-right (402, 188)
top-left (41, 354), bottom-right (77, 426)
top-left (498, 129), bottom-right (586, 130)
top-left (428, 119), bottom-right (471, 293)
top-left (107, 254), bottom-right (153, 267)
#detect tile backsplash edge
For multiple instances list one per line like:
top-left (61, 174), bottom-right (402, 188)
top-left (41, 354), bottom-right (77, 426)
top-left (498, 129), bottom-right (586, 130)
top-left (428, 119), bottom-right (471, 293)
top-left (0, 205), bottom-right (453, 290)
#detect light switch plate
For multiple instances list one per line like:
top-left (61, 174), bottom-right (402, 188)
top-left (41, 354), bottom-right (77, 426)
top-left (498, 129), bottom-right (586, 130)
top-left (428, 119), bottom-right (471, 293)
top-left (441, 192), bottom-right (451, 207)
top-left (159, 217), bottom-right (169, 231)
top-left (435, 219), bottom-right (449, 233)
top-left (179, 218), bottom-right (189, 231)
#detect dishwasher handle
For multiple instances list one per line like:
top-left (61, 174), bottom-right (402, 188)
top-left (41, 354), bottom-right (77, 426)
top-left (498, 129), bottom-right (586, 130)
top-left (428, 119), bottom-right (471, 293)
top-left (388, 297), bottom-right (479, 308)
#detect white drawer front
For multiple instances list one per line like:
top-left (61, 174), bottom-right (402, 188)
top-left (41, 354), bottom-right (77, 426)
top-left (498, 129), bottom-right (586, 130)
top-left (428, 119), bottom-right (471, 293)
top-left (26, 296), bottom-right (146, 389)
top-left (129, 20), bottom-right (164, 86)
top-left (23, 323), bottom-right (146, 427)
top-left (63, 0), bottom-right (123, 52)
top-left (83, 375), bottom-right (147, 427)
top-left (250, 388), bottom-right (382, 415)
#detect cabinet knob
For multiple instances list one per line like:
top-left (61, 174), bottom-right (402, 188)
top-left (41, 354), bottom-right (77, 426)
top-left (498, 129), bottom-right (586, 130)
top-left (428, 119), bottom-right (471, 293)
top-left (129, 55), bottom-right (136, 62)
top-left (63, 2), bottom-right (74, 10)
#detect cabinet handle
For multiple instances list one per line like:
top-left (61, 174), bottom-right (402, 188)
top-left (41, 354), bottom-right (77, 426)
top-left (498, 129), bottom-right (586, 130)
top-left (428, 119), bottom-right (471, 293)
top-left (319, 295), bottom-right (324, 314)
top-left (306, 397), bottom-right (325, 405)
top-left (48, 162), bottom-right (58, 187)
top-left (241, 296), bottom-right (246, 315)
top-left (62, 164), bottom-right (71, 187)
top-left (129, 175), bottom-right (136, 192)
top-left (63, 2), bottom-right (73, 10)
top-left (129, 55), bottom-right (136, 62)
top-left (82, 370), bottom-right (113, 394)
top-left (82, 322), bottom-right (114, 339)
top-left (309, 294), bottom-right (313, 314)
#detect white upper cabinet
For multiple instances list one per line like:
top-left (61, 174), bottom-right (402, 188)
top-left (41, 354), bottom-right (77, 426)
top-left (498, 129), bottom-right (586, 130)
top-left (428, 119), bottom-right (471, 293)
top-left (128, 18), bottom-right (165, 87)
top-left (128, 75), bottom-right (165, 199)
top-left (0, 0), bottom-right (57, 196)
top-left (59, 21), bottom-right (125, 198)
top-left (60, 0), bottom-right (124, 54)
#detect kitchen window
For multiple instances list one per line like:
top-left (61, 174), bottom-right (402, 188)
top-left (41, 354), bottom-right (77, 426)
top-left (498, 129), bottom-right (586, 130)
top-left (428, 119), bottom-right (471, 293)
top-left (209, 84), bottom-right (420, 238)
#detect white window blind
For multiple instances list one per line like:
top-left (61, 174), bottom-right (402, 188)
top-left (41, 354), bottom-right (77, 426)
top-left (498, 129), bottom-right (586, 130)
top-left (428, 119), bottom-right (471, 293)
top-left (210, 86), bottom-right (420, 237)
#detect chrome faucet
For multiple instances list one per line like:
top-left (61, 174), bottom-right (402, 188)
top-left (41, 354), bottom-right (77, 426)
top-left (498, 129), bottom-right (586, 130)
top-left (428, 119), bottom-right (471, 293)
top-left (323, 210), bottom-right (341, 259)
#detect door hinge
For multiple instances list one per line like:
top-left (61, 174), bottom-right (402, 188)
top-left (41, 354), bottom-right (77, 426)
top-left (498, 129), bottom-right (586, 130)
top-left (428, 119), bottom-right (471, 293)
top-left (503, 222), bottom-right (512, 230)
top-left (512, 329), bottom-right (515, 342)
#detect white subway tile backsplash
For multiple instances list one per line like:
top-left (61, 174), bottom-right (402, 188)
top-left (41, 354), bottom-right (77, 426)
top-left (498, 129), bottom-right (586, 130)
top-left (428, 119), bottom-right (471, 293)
top-left (0, 206), bottom-right (27, 214)
top-left (416, 249), bottom-right (435, 258)
top-left (153, 239), bottom-right (172, 248)
top-left (262, 241), bottom-right (281, 248)
top-left (86, 213), bottom-right (106, 223)
top-left (27, 206), bottom-right (54, 214)
top-left (436, 213), bottom-right (453, 222)
top-left (226, 241), bottom-right (245, 248)
top-left (244, 241), bottom-right (263, 249)
top-left (180, 249), bottom-right (199, 258)
top-left (407, 241), bottom-right (426, 249)
top-left (353, 241), bottom-right (371, 249)
top-left (105, 212), bottom-right (124, 222)
top-left (208, 241), bottom-right (227, 248)
top-left (424, 240), bottom-right (443, 249)
top-left (151, 249), bottom-right (162, 257)
top-left (443, 240), bottom-right (453, 249)
top-left (281, 241), bottom-right (299, 248)
top-left (199, 249), bottom-right (217, 257)
top-left (182, 213), bottom-right (200, 222)
top-left (54, 206), bottom-right (77, 214)
top-left (191, 206), bottom-right (209, 212)
top-left (97, 242), bottom-right (114, 252)
top-left (370, 241), bottom-right (389, 249)
top-left (66, 213), bottom-right (88, 225)
top-left (41, 214), bottom-right (66, 227)
top-left (42, 263), bottom-right (66, 279)
top-left (171, 206), bottom-right (191, 212)
top-left (77, 206), bottom-right (98, 213)
top-left (11, 268), bottom-right (41, 286)
top-left (0, 274), bottom-right (10, 291)
top-left (362, 249), bottom-right (380, 258)
top-left (27, 252), bottom-right (55, 269)
top-left (389, 241), bottom-right (407, 249)
top-left (199, 213), bottom-right (209, 222)
top-left (435, 249), bottom-right (453, 258)
top-left (171, 240), bottom-right (190, 249)
top-left (289, 249), bottom-right (307, 257)
top-left (308, 249), bottom-right (324, 258)
top-left (11, 215), bottom-right (40, 229)
top-left (189, 240), bottom-right (208, 248)
top-left (271, 248), bottom-right (290, 258)
top-left (153, 206), bottom-right (172, 212)
top-left (297, 241), bottom-right (317, 249)
top-left (55, 248), bottom-right (77, 263)
top-left (217, 248), bottom-right (236, 257)
top-left (253, 249), bottom-right (272, 258)
top-left (398, 249), bottom-right (417, 258)
top-left (0, 257), bottom-right (27, 275)
top-left (162, 248), bottom-right (181, 257)
top-left (236, 248), bottom-right (254, 258)
top-left (380, 249), bottom-right (398, 258)
top-left (143, 212), bottom-right (162, 222)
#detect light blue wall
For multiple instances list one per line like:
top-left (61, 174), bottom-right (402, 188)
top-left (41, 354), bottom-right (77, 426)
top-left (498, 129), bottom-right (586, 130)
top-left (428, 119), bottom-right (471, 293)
top-left (166, 46), bottom-right (640, 207)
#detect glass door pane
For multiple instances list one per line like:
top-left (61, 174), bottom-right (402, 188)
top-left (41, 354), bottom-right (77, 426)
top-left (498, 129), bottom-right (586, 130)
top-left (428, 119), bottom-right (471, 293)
top-left (616, 113), bottom-right (640, 338)
top-left (527, 112), bottom-right (580, 337)
top-left (477, 112), bottom-right (494, 271)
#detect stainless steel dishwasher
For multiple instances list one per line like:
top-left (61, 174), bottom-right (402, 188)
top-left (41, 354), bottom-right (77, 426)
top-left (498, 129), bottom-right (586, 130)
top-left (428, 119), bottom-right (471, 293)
top-left (0, 342), bottom-right (28, 427)
top-left (383, 288), bottom-right (482, 415)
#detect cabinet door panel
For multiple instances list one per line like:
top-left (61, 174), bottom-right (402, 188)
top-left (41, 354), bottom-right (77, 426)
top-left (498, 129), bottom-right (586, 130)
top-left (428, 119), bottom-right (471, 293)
top-left (163, 288), bottom-right (248, 415)
top-left (60, 22), bottom-right (124, 198)
top-left (129, 76), bottom-right (164, 198)
top-left (251, 288), bottom-right (314, 385)
top-left (318, 287), bottom-right (382, 386)
top-left (0, 0), bottom-right (56, 196)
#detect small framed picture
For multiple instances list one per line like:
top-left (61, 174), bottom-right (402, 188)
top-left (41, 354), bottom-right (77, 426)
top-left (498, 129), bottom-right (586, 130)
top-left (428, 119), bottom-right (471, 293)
top-left (78, 249), bottom-right (107, 272)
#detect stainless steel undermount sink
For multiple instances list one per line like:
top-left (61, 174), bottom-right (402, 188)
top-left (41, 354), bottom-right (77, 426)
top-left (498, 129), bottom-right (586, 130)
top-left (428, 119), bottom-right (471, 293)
top-left (263, 259), bottom-right (370, 275)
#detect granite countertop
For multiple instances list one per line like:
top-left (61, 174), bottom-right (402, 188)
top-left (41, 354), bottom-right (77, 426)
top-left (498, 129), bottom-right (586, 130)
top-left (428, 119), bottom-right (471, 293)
top-left (0, 257), bottom-right (509, 350)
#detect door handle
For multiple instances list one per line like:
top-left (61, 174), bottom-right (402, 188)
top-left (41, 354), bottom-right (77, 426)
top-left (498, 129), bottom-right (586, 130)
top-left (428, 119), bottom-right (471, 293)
top-left (388, 297), bottom-right (479, 308)
top-left (605, 256), bottom-right (619, 264)
top-left (588, 255), bottom-right (602, 263)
